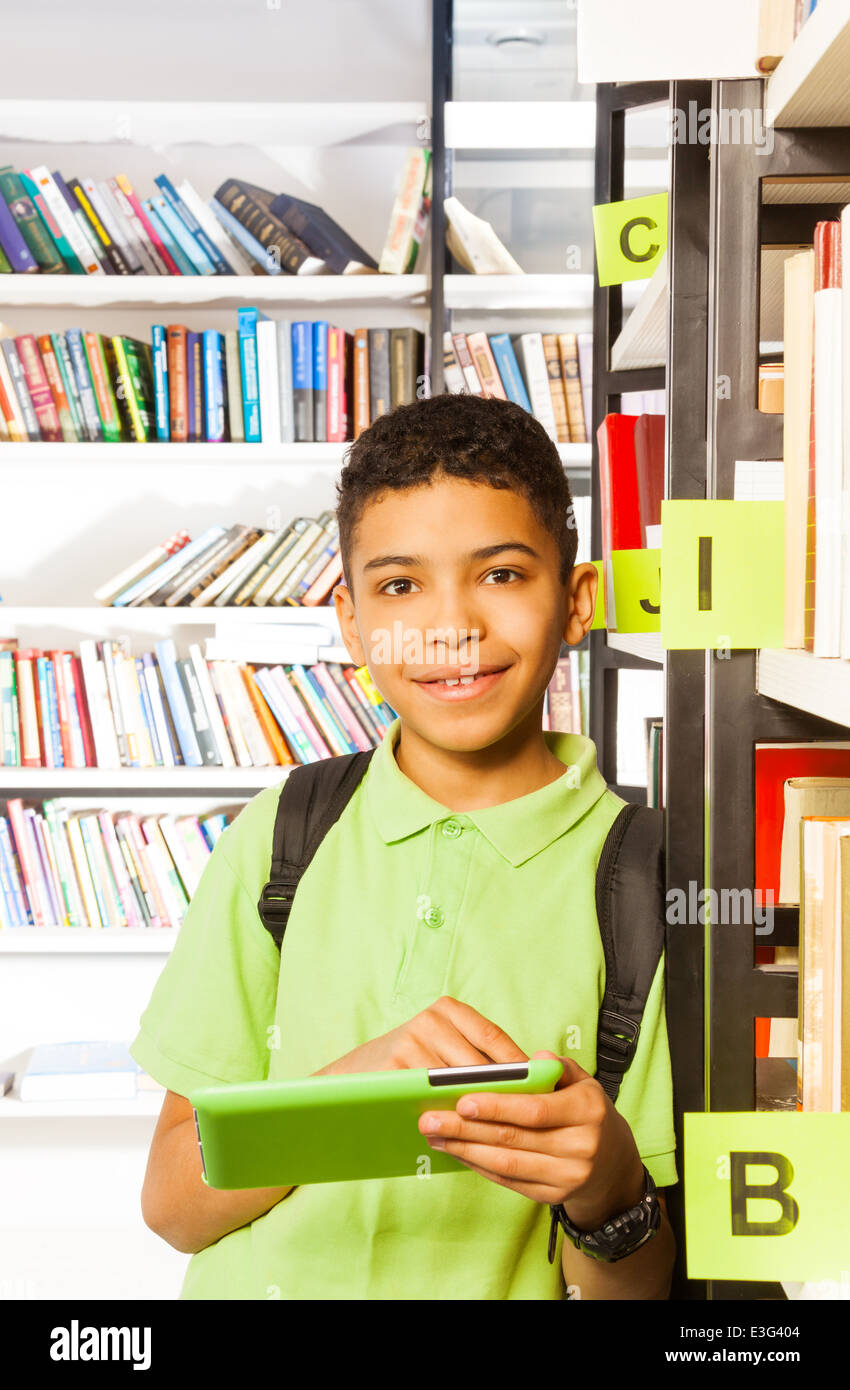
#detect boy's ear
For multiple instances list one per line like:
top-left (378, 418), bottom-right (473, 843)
top-left (562, 562), bottom-right (598, 646)
top-left (333, 582), bottom-right (367, 667)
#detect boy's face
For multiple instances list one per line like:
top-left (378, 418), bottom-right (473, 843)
top-left (334, 475), bottom-right (597, 755)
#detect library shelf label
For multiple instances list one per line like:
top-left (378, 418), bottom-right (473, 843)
top-left (684, 1112), bottom-right (850, 1283)
top-left (592, 192), bottom-right (668, 286)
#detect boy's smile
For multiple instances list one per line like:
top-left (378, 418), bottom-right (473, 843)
top-left (335, 473), bottom-right (597, 807)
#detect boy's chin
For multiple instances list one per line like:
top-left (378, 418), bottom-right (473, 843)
top-left (395, 705), bottom-right (530, 755)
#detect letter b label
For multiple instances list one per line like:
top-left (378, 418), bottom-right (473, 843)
top-left (729, 1150), bottom-right (800, 1236)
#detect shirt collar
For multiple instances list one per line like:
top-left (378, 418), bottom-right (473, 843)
top-left (364, 718), bottom-right (610, 867)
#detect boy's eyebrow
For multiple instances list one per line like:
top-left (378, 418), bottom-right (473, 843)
top-left (362, 541), bottom-right (541, 573)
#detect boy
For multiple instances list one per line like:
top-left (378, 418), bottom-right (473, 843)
top-left (132, 393), bottom-right (677, 1300)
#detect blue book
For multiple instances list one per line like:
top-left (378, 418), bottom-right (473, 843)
top-left (202, 330), bottom-right (225, 442)
top-left (299, 666), bottom-right (356, 754)
top-left (291, 321), bottom-right (314, 442)
top-left (44, 657), bottom-right (64, 768)
top-left (312, 321), bottom-right (328, 442)
top-left (185, 330), bottom-right (202, 442)
top-left (135, 658), bottom-right (162, 765)
top-left (153, 640), bottom-right (202, 767)
top-left (238, 307), bottom-right (262, 442)
top-left (143, 200), bottom-right (197, 276)
top-left (34, 659), bottom-right (56, 768)
top-left (0, 651), bottom-right (18, 766)
top-left (16, 1041), bottom-right (141, 1100)
top-left (489, 334), bottom-right (532, 413)
top-left (210, 197), bottom-right (282, 275)
top-left (154, 174), bottom-right (235, 275)
top-left (114, 526), bottom-right (227, 606)
top-left (0, 819), bottom-right (25, 926)
top-left (151, 195), bottom-right (215, 275)
top-left (253, 668), bottom-right (315, 765)
top-left (199, 813), bottom-right (228, 849)
top-left (151, 325), bottom-right (170, 441)
top-left (64, 328), bottom-right (103, 441)
top-left (2, 823), bottom-right (33, 925)
top-left (142, 653), bottom-right (180, 765)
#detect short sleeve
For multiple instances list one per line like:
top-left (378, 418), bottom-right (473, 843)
top-left (613, 948), bottom-right (678, 1189)
top-left (129, 787), bottom-right (283, 1099)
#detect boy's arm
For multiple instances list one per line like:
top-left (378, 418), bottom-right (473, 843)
top-left (141, 1091), bottom-right (294, 1254)
top-left (560, 1187), bottom-right (675, 1300)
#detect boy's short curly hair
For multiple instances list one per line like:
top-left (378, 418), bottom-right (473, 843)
top-left (336, 393), bottom-right (578, 587)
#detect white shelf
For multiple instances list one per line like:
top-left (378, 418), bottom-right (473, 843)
top-left (0, 442), bottom-right (348, 465)
top-left (0, 99), bottom-right (426, 147)
top-left (0, 766), bottom-right (290, 790)
top-left (606, 632), bottom-right (664, 664)
top-left (0, 274), bottom-right (429, 313)
top-left (0, 606), bottom-right (342, 630)
top-left (757, 648), bottom-right (850, 730)
top-left (444, 274), bottom-right (644, 314)
top-left (557, 443), bottom-right (591, 468)
top-left (0, 928), bottom-right (176, 953)
top-left (445, 101), bottom-right (597, 150)
top-left (766, 3), bottom-right (850, 127)
top-left (0, 1093), bottom-right (163, 1119)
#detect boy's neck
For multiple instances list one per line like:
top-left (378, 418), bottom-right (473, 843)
top-left (393, 709), bottom-right (569, 811)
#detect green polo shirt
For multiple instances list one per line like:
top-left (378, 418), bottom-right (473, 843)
top-left (130, 719), bottom-right (677, 1300)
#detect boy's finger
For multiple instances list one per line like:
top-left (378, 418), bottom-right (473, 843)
top-left (418, 1107), bottom-right (596, 1159)
top-left (531, 1050), bottom-right (591, 1089)
top-left (451, 1075), bottom-right (606, 1129)
top-left (433, 997), bottom-right (528, 1063)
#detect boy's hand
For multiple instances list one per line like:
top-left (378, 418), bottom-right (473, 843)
top-left (417, 1049), bottom-right (646, 1231)
top-left (314, 995), bottom-right (528, 1077)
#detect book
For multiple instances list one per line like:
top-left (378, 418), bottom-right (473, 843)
top-left (0, 180), bottom-right (43, 273)
top-left (37, 334), bottom-right (79, 442)
top-left (754, 743), bottom-right (850, 909)
top-left (442, 333), bottom-right (467, 395)
top-left (444, 195), bottom-right (523, 275)
top-left (276, 320), bottom-right (294, 445)
top-left (390, 328), bottom-right (423, 409)
top-left (513, 333), bottom-right (557, 442)
top-left (783, 248), bottom-right (816, 650)
top-left (379, 149), bottom-right (431, 275)
top-left (267, 189), bottom-right (378, 275)
top-left (14, 1042), bottom-right (141, 1101)
top-left (1, 334), bottom-right (40, 439)
top-left (368, 329), bottom-right (391, 419)
top-left (151, 325), bottom-right (170, 440)
top-left (115, 174), bottom-right (181, 274)
top-left (327, 326), bottom-right (350, 443)
top-left (541, 334), bottom-right (569, 442)
top-left (214, 178), bottom-right (325, 275)
top-left (185, 330), bottom-right (203, 441)
top-left (779, 778), bottom-right (850, 904)
top-left (28, 166), bottom-right (102, 275)
top-left (14, 335), bottom-right (62, 441)
top-left (156, 174), bottom-right (235, 275)
top-left (633, 414), bottom-right (665, 546)
top-left (577, 333), bottom-right (593, 442)
top-left (0, 166), bottom-right (63, 273)
top-left (597, 414), bottom-right (641, 630)
top-left (450, 334), bottom-right (483, 395)
top-left (807, 220), bottom-right (842, 656)
top-left (557, 333), bottom-right (588, 443)
top-left (313, 321), bottom-right (328, 442)
top-left (256, 316), bottom-right (281, 445)
top-left (466, 332), bottom-right (506, 402)
top-left (291, 321), bottom-right (314, 441)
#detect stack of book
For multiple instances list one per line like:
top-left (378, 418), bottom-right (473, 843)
top-left (0, 801), bottom-right (230, 931)
top-left (595, 412), bottom-right (665, 630)
top-left (783, 212), bottom-right (850, 660)
top-left (0, 316), bottom-right (426, 444)
top-left (97, 514), bottom-right (341, 609)
top-left (11, 1043), bottom-right (163, 1099)
top-left (0, 639), bottom-right (395, 771)
top-left (444, 330), bottom-right (592, 446)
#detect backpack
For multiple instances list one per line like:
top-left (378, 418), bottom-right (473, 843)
top-left (257, 750), bottom-right (665, 1105)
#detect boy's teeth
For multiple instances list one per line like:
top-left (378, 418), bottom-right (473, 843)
top-left (443, 677), bottom-right (460, 686)
top-left (460, 675), bottom-right (475, 684)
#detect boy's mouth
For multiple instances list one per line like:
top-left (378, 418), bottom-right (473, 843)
top-left (411, 666), bottom-right (509, 702)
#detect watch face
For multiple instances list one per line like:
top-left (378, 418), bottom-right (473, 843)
top-left (558, 1171), bottom-right (661, 1263)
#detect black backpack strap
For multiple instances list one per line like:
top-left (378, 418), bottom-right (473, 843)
top-left (593, 803), bottom-right (665, 1104)
top-left (258, 749), bottom-right (375, 949)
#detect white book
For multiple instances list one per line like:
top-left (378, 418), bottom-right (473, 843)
top-left (142, 663), bottom-right (177, 769)
top-left (218, 662), bottom-right (272, 766)
top-left (442, 332), bottom-right (467, 394)
top-left (107, 177), bottom-right (163, 276)
top-left (841, 206), bottom-right (850, 660)
top-left (444, 196), bottom-right (523, 275)
top-left (779, 777), bottom-right (850, 903)
top-left (27, 166), bottom-right (104, 275)
top-left (813, 282), bottom-right (843, 657)
top-left (82, 177), bottom-right (141, 272)
top-left (209, 663), bottom-right (253, 768)
top-left (513, 333), bottom-right (558, 443)
top-left (276, 320), bottom-right (295, 444)
top-left (379, 147), bottom-right (429, 275)
top-left (188, 643), bottom-right (236, 767)
top-left (784, 249), bottom-right (815, 651)
top-left (256, 318), bottom-right (281, 444)
top-left (177, 180), bottom-right (256, 277)
top-left (78, 640), bottom-right (120, 768)
top-left (15, 1042), bottom-right (139, 1102)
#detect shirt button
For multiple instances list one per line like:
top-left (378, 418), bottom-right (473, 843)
top-left (441, 819), bottom-right (463, 839)
top-left (423, 905), bottom-right (445, 928)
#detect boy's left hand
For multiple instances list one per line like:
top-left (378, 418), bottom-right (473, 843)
top-left (417, 1050), bottom-right (646, 1230)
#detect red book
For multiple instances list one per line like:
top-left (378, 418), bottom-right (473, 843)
top-left (327, 326), bottom-right (352, 442)
top-left (69, 654), bottom-right (97, 766)
top-left (633, 414), bottom-right (665, 544)
top-left (114, 174), bottom-right (181, 275)
top-left (14, 334), bottom-right (62, 441)
top-left (596, 414), bottom-right (641, 630)
top-left (6, 798), bottom-right (47, 927)
top-left (166, 325), bottom-right (189, 442)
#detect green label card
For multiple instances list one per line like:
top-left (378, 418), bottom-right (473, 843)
top-left (611, 549), bottom-right (661, 632)
top-left (660, 500), bottom-right (784, 650)
top-left (592, 192), bottom-right (668, 286)
top-left (589, 559), bottom-right (606, 629)
top-left (685, 1112), bottom-right (850, 1282)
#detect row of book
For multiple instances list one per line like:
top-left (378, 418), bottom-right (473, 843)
top-left (541, 652), bottom-right (590, 741)
top-left (98, 514), bottom-right (341, 610)
top-left (596, 412), bottom-right (665, 631)
top-left (0, 158), bottom-right (431, 279)
top-left (0, 640), bottom-right (395, 771)
top-left (0, 314), bottom-right (427, 445)
top-left (0, 800), bottom-right (231, 932)
top-left (784, 212), bottom-right (850, 660)
top-left (445, 329), bottom-right (591, 446)
top-left (5, 1043), bottom-right (163, 1102)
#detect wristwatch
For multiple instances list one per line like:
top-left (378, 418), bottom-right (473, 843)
top-left (547, 1164), bottom-right (661, 1264)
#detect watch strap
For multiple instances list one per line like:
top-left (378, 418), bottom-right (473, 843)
top-left (547, 1163), bottom-right (660, 1265)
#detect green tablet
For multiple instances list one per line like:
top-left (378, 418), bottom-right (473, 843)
top-left (190, 1058), bottom-right (564, 1188)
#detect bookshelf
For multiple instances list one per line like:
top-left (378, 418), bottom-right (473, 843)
top-left (756, 649), bottom-right (850, 730)
top-left (765, 2), bottom-right (850, 127)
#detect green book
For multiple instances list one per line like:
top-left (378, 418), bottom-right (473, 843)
top-left (18, 170), bottom-right (84, 274)
top-left (50, 333), bottom-right (85, 440)
top-left (0, 242), bottom-right (11, 273)
top-left (42, 801), bottom-right (82, 928)
top-left (83, 332), bottom-right (123, 442)
top-left (0, 167), bottom-right (65, 274)
top-left (112, 336), bottom-right (157, 442)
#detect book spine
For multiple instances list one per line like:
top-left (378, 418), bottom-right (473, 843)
top-left (70, 178), bottom-right (131, 275)
top-left (2, 340), bottom-right (41, 439)
top-left (55, 172), bottom-right (111, 273)
top-left (165, 325), bottom-right (188, 442)
top-left (488, 333), bottom-right (531, 411)
top-left (450, 334), bottom-right (483, 395)
top-left (50, 333), bottom-right (85, 439)
top-left (255, 318), bottom-right (281, 444)
top-left (466, 332), bottom-right (507, 402)
top-left (291, 321), bottom-right (314, 441)
top-left (252, 667), bottom-right (316, 764)
top-left (238, 307), bottom-right (261, 442)
top-left (0, 348), bottom-right (26, 440)
top-left (37, 334), bottom-right (78, 441)
top-left (0, 169), bottom-right (64, 272)
top-left (541, 333), bottom-right (570, 443)
top-left (28, 166), bottom-right (102, 274)
top-left (154, 640), bottom-right (203, 766)
top-left (64, 329), bottom-right (103, 440)
top-left (224, 330), bottom-right (244, 441)
top-left (154, 174), bottom-right (233, 274)
top-left (83, 332), bottom-right (122, 441)
top-left (558, 332), bottom-right (587, 443)
top-left (14, 335), bottom-right (62, 440)
top-left (19, 170), bottom-right (83, 272)
top-left (276, 320), bottom-right (294, 444)
top-left (379, 148), bottom-right (429, 274)
top-left (150, 325), bottom-right (170, 440)
top-left (0, 651), bottom-right (19, 765)
top-left (312, 321), bottom-right (328, 441)
top-left (353, 327), bottom-right (370, 437)
top-left (368, 329), bottom-right (391, 418)
top-left (114, 174), bottom-right (180, 274)
top-left (0, 183), bottom-right (40, 271)
top-left (111, 337), bottom-right (146, 442)
top-left (202, 330), bottom-right (225, 443)
top-left (151, 193), bottom-right (214, 274)
top-left (214, 178), bottom-right (323, 274)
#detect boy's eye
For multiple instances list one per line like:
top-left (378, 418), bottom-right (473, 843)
top-left (482, 567), bottom-right (521, 585)
top-left (379, 577), bottom-right (421, 596)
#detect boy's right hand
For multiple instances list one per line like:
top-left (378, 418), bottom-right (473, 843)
top-left (313, 996), bottom-right (528, 1076)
